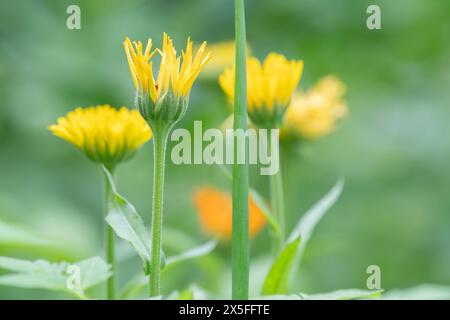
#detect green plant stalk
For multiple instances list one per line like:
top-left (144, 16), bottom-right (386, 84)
top-left (269, 141), bottom-right (286, 248)
top-left (232, 0), bottom-right (249, 300)
top-left (149, 129), bottom-right (169, 297)
top-left (103, 168), bottom-right (115, 300)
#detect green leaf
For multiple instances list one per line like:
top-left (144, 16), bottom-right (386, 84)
top-left (103, 167), bottom-right (151, 265)
top-left (166, 288), bottom-right (195, 300)
top-left (299, 289), bottom-right (382, 300)
top-left (382, 284), bottom-right (450, 300)
top-left (288, 179), bottom-right (344, 265)
top-left (0, 256), bottom-right (110, 299)
top-left (0, 258), bottom-right (67, 290)
top-left (165, 240), bottom-right (217, 268)
top-left (255, 289), bottom-right (381, 300)
top-left (261, 237), bottom-right (301, 295)
top-left (75, 256), bottom-right (111, 290)
top-left (0, 256), bottom-right (40, 273)
top-left (261, 179), bottom-right (344, 296)
top-left (252, 294), bottom-right (301, 300)
top-left (0, 221), bottom-right (52, 248)
top-left (120, 241), bottom-right (216, 299)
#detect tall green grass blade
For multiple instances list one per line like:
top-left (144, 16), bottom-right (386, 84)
top-left (232, 0), bottom-right (249, 300)
top-left (218, 165), bottom-right (280, 236)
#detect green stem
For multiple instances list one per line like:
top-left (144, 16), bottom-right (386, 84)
top-left (103, 168), bottom-right (115, 300)
top-left (269, 131), bottom-right (285, 248)
top-left (269, 158), bottom-right (286, 249)
top-left (232, 0), bottom-right (249, 300)
top-left (149, 129), bottom-right (169, 297)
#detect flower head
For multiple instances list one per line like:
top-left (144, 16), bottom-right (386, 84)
top-left (193, 187), bottom-right (266, 239)
top-left (123, 33), bottom-right (211, 126)
top-left (49, 105), bottom-right (152, 167)
top-left (219, 53), bottom-right (303, 128)
top-left (284, 76), bottom-right (348, 139)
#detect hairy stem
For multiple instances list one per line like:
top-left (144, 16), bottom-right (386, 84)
top-left (149, 130), bottom-right (168, 297)
top-left (103, 168), bottom-right (115, 300)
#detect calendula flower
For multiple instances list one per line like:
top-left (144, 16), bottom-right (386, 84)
top-left (193, 187), bottom-right (266, 239)
top-left (124, 34), bottom-right (210, 297)
top-left (219, 53), bottom-right (303, 128)
top-left (49, 105), bottom-right (151, 167)
top-left (284, 76), bottom-right (348, 139)
top-left (123, 33), bottom-right (211, 126)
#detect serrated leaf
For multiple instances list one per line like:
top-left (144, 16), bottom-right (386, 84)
top-left (261, 237), bottom-right (301, 295)
top-left (103, 167), bottom-right (151, 265)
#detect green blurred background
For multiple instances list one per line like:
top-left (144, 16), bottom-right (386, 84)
top-left (0, 0), bottom-right (449, 299)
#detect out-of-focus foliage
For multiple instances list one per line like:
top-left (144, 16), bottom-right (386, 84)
top-left (0, 0), bottom-right (449, 299)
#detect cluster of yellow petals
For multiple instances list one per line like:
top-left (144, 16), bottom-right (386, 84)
top-left (284, 76), bottom-right (348, 139)
top-left (193, 187), bottom-right (266, 239)
top-left (49, 105), bottom-right (152, 165)
top-left (219, 53), bottom-right (303, 111)
top-left (123, 33), bottom-right (211, 102)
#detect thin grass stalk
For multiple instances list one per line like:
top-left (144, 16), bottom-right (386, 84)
top-left (232, 0), bottom-right (249, 300)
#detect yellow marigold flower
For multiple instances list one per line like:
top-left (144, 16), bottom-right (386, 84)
top-left (193, 187), bottom-right (266, 239)
top-left (49, 105), bottom-right (152, 167)
top-left (219, 53), bottom-right (303, 128)
top-left (123, 33), bottom-right (211, 125)
top-left (284, 76), bottom-right (348, 139)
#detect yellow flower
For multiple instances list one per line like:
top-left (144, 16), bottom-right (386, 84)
top-left (193, 187), bottom-right (266, 239)
top-left (49, 105), bottom-right (152, 166)
top-left (201, 41), bottom-right (250, 78)
top-left (284, 76), bottom-right (348, 139)
top-left (123, 33), bottom-right (211, 125)
top-left (219, 53), bottom-right (303, 128)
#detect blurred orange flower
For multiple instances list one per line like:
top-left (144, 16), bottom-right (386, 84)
top-left (193, 187), bottom-right (266, 239)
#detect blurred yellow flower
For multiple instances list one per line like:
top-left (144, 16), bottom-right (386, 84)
top-left (219, 53), bottom-right (303, 128)
top-left (284, 76), bottom-right (348, 139)
top-left (201, 41), bottom-right (250, 78)
top-left (193, 187), bottom-right (266, 239)
top-left (123, 33), bottom-right (211, 103)
top-left (49, 105), bottom-right (151, 166)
